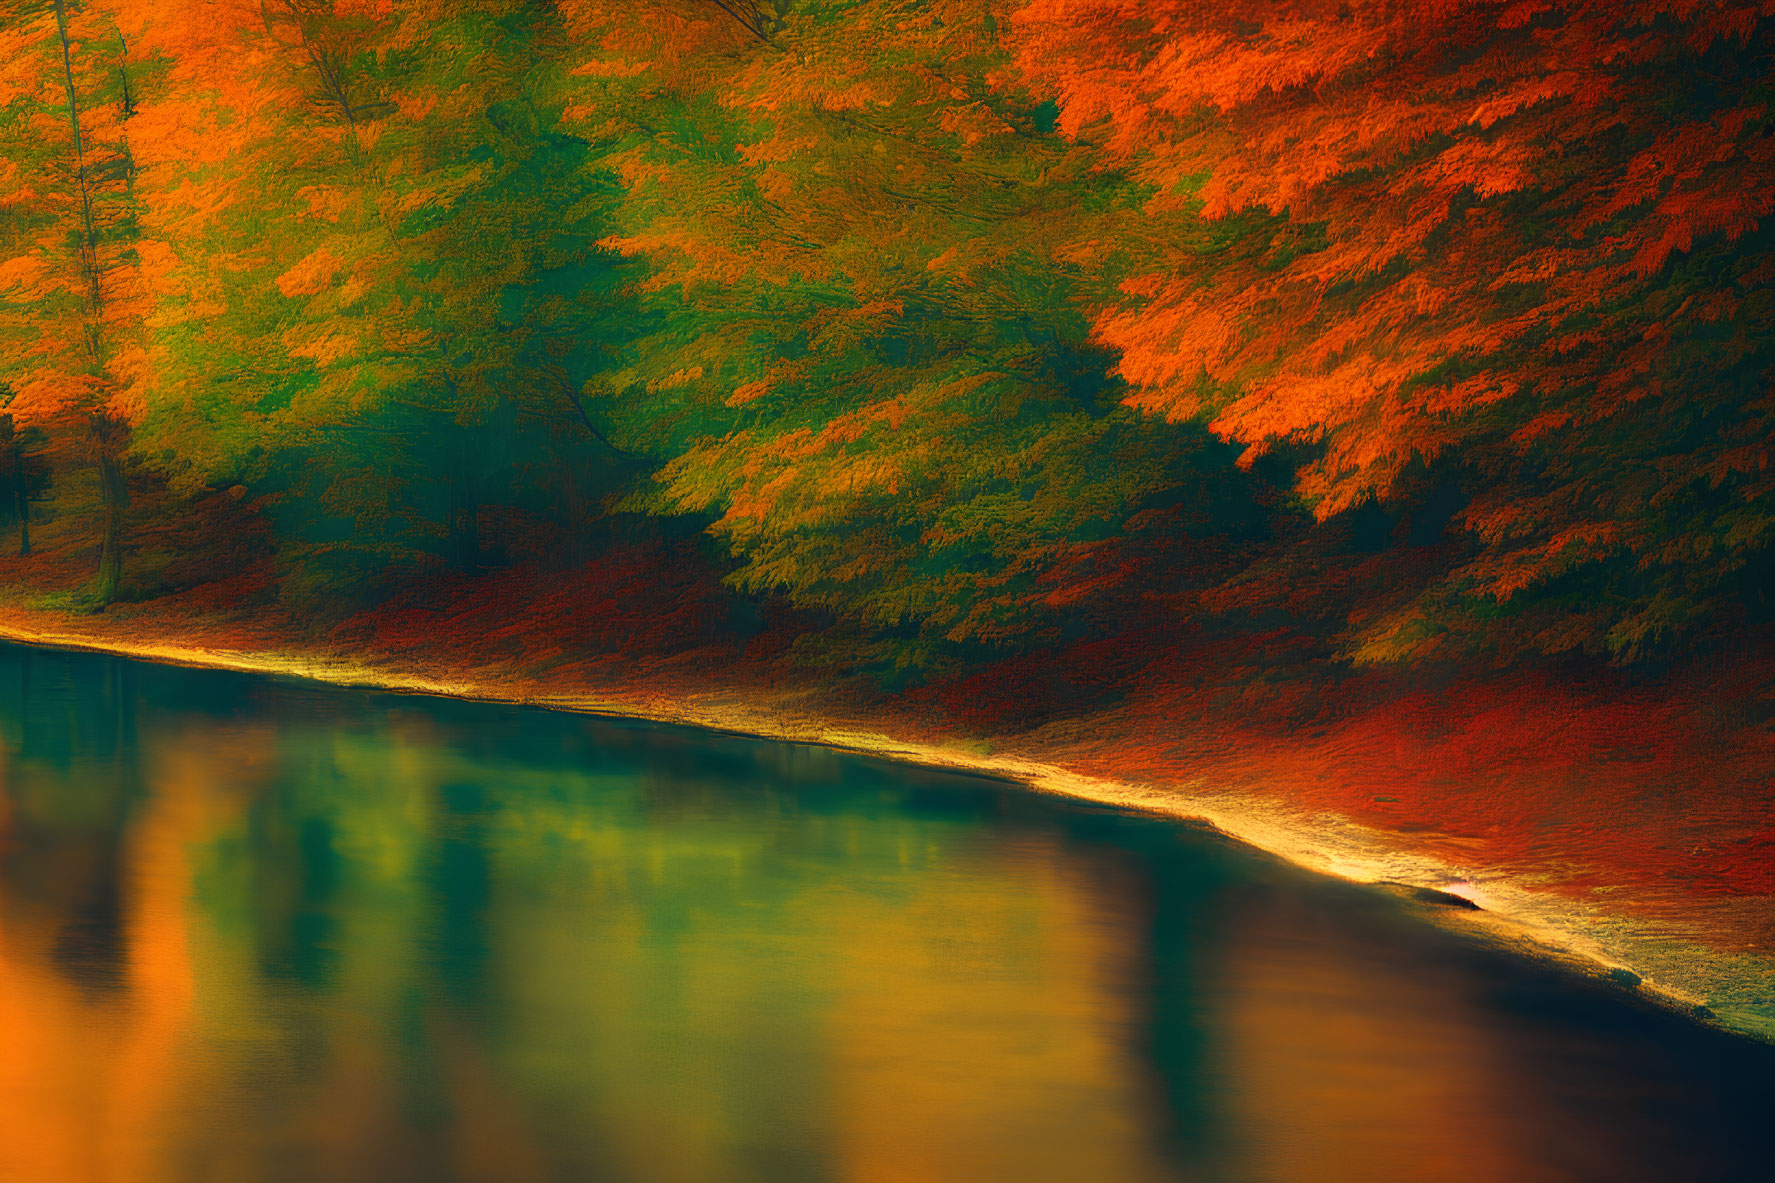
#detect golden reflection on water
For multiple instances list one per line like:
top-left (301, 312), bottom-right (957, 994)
top-left (0, 713), bottom-right (1170, 1183)
top-left (0, 650), bottom-right (1770, 1183)
top-left (1216, 901), bottom-right (1527, 1183)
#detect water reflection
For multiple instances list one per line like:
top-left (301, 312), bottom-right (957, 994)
top-left (0, 645), bottom-right (1770, 1183)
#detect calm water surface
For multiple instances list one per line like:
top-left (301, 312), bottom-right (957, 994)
top-left (0, 644), bottom-right (1770, 1183)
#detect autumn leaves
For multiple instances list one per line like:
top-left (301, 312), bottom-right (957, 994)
top-left (0, 1), bottom-right (1770, 667)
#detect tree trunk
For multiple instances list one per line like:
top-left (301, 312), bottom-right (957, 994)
top-left (52, 0), bottom-right (104, 315)
top-left (92, 446), bottom-right (125, 605)
top-left (16, 487), bottom-right (29, 557)
top-left (56, 0), bottom-right (128, 600)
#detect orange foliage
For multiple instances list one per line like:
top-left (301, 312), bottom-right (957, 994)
top-left (1007, 0), bottom-right (1775, 523)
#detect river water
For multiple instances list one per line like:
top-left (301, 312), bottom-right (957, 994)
top-left (0, 643), bottom-right (1770, 1182)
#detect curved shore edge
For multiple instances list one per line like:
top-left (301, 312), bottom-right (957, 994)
top-left (1, 618), bottom-right (1768, 1044)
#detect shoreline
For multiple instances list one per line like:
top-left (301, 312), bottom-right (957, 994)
top-left (3, 615), bottom-right (1762, 1044)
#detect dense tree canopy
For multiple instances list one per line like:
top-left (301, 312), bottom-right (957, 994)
top-left (1007, 0), bottom-right (1775, 660)
top-left (1, 0), bottom-right (1770, 672)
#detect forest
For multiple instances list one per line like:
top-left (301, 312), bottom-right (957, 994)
top-left (1, 0), bottom-right (1771, 695)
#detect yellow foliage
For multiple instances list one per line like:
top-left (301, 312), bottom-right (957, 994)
top-left (275, 249), bottom-right (344, 298)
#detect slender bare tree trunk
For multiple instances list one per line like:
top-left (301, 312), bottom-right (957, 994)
top-left (53, 0), bottom-right (104, 314)
top-left (16, 486), bottom-right (30, 557)
top-left (54, 0), bottom-right (129, 605)
top-left (94, 435), bottom-right (125, 601)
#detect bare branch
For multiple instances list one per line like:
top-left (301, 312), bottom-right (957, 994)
top-left (705, 0), bottom-right (773, 45)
